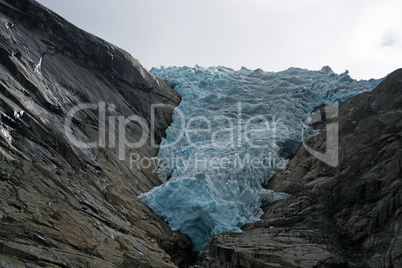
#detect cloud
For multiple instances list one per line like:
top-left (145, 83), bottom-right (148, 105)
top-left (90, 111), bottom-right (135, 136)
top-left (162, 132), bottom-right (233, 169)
top-left (381, 33), bottom-right (398, 47)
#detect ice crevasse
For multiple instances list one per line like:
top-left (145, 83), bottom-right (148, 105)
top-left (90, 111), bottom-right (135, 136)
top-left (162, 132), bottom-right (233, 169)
top-left (139, 65), bottom-right (381, 252)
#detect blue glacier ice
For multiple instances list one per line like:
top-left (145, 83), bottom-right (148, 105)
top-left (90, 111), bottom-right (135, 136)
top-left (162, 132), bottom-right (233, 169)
top-left (139, 66), bottom-right (381, 252)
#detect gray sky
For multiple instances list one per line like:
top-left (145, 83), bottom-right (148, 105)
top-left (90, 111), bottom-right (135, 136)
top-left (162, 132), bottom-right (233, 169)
top-left (36, 0), bottom-right (401, 80)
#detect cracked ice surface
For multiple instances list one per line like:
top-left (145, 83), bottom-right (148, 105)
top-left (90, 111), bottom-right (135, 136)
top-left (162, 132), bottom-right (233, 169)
top-left (140, 65), bottom-right (381, 252)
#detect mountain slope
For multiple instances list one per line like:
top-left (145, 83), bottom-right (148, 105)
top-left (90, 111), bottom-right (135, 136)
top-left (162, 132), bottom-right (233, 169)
top-left (0, 0), bottom-right (192, 267)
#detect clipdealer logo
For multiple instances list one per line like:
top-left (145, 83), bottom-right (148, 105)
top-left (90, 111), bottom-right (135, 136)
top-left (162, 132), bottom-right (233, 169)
top-left (64, 101), bottom-right (339, 169)
top-left (64, 102), bottom-right (281, 161)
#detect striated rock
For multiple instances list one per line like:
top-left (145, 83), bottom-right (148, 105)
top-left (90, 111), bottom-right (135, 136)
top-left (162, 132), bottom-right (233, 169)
top-left (0, 0), bottom-right (193, 267)
top-left (197, 69), bottom-right (402, 267)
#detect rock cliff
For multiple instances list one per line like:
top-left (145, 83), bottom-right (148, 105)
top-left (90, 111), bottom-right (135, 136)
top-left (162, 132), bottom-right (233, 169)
top-left (197, 70), bottom-right (402, 267)
top-left (0, 0), bottom-right (193, 267)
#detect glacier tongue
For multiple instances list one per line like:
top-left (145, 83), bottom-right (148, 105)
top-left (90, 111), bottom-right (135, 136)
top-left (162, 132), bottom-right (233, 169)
top-left (139, 66), bottom-right (380, 252)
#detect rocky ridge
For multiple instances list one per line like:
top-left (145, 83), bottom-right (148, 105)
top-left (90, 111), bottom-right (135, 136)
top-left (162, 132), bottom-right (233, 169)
top-left (0, 0), bottom-right (193, 267)
top-left (196, 69), bottom-right (402, 267)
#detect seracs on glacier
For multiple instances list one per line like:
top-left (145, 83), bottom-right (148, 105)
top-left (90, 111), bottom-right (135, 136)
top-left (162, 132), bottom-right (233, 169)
top-left (139, 66), bottom-right (380, 252)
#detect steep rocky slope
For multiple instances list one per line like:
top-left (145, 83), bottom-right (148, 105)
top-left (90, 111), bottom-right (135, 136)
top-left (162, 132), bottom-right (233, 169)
top-left (0, 0), bottom-right (193, 267)
top-left (197, 70), bottom-right (402, 268)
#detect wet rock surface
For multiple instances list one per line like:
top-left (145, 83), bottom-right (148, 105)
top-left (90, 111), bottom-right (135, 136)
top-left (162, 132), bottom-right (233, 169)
top-left (197, 70), bottom-right (402, 268)
top-left (0, 0), bottom-right (193, 267)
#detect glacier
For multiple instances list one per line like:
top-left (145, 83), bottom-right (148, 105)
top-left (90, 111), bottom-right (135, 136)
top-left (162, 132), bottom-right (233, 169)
top-left (139, 65), bottom-right (380, 252)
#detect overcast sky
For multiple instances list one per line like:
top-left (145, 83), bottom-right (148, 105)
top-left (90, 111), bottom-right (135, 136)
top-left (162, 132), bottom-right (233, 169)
top-left (36, 0), bottom-right (401, 80)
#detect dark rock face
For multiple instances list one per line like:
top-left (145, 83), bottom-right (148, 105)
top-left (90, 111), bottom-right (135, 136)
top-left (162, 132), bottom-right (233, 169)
top-left (197, 69), bottom-right (402, 267)
top-left (0, 0), bottom-right (193, 267)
